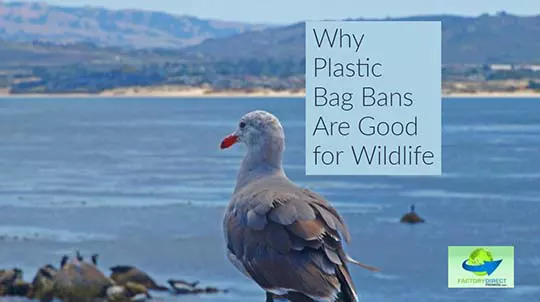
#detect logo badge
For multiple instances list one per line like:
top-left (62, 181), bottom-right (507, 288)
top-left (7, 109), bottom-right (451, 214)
top-left (448, 246), bottom-right (514, 288)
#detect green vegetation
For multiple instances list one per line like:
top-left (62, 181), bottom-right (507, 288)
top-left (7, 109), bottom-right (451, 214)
top-left (528, 80), bottom-right (540, 91)
top-left (7, 58), bottom-right (306, 93)
top-left (8, 59), bottom-right (540, 94)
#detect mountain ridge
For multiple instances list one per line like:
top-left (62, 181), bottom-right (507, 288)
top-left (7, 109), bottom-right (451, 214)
top-left (0, 1), bottom-right (266, 48)
top-left (181, 12), bottom-right (540, 64)
top-left (1, 2), bottom-right (539, 64)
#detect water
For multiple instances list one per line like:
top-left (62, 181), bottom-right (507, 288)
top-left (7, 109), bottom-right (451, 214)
top-left (0, 97), bottom-right (539, 302)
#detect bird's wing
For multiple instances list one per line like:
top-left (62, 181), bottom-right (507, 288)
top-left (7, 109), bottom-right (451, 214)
top-left (225, 177), bottom-right (365, 301)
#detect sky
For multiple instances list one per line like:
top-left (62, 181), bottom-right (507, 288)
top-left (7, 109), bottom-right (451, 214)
top-left (7, 0), bottom-right (540, 23)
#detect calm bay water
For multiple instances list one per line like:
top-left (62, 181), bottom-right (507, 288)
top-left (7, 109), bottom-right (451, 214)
top-left (0, 97), bottom-right (539, 302)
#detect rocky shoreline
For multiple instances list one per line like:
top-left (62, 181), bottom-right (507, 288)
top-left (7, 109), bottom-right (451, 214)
top-left (0, 251), bottom-right (228, 302)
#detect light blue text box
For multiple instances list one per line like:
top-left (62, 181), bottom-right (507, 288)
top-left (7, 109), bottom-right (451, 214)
top-left (305, 21), bottom-right (441, 175)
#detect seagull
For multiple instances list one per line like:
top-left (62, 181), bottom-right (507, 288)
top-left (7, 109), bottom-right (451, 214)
top-left (220, 110), bottom-right (378, 302)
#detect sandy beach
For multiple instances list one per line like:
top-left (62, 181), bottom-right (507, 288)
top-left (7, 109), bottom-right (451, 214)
top-left (1, 86), bottom-right (540, 98)
top-left (0, 86), bottom-right (306, 98)
top-left (443, 90), bottom-right (540, 98)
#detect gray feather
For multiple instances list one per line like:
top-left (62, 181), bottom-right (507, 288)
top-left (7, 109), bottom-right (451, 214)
top-left (246, 209), bottom-right (267, 230)
top-left (269, 202), bottom-right (298, 225)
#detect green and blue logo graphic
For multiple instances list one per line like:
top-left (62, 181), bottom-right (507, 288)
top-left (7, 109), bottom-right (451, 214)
top-left (461, 248), bottom-right (502, 276)
top-left (448, 246), bottom-right (514, 288)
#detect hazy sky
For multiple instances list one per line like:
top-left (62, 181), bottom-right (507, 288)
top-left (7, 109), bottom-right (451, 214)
top-left (11, 0), bottom-right (540, 23)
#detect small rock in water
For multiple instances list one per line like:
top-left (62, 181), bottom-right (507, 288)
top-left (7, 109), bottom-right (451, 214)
top-left (400, 204), bottom-right (425, 224)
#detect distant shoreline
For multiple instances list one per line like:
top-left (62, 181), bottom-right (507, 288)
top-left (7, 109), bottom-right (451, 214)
top-left (0, 87), bottom-right (306, 98)
top-left (1, 87), bottom-right (540, 98)
top-left (443, 91), bottom-right (540, 98)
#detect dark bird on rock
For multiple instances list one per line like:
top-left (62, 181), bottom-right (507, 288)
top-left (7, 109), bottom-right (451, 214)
top-left (60, 255), bottom-right (69, 269)
top-left (76, 250), bottom-right (84, 261)
top-left (0, 268), bottom-right (23, 286)
top-left (91, 254), bottom-right (99, 266)
top-left (220, 111), bottom-right (379, 302)
top-left (27, 264), bottom-right (58, 301)
top-left (167, 279), bottom-right (199, 294)
top-left (400, 204), bottom-right (425, 224)
top-left (0, 268), bottom-right (24, 297)
top-left (110, 266), bottom-right (168, 291)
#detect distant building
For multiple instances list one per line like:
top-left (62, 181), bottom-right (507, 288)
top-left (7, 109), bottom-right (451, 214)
top-left (490, 64), bottom-right (513, 71)
top-left (516, 65), bottom-right (540, 71)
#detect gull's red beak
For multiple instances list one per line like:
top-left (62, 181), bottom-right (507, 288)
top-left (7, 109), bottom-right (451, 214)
top-left (220, 135), bottom-right (238, 149)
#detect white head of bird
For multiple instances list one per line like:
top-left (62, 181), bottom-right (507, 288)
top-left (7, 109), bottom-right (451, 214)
top-left (220, 110), bottom-right (287, 191)
top-left (220, 110), bottom-right (284, 150)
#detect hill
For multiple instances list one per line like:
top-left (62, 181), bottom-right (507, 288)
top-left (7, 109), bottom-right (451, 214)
top-left (1, 6), bottom-right (540, 94)
top-left (0, 39), bottom-right (191, 69)
top-left (0, 1), bottom-right (265, 48)
top-left (182, 13), bottom-right (540, 64)
top-left (2, 2), bottom-right (539, 64)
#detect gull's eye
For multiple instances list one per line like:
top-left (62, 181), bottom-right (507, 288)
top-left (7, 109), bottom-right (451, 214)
top-left (239, 121), bottom-right (246, 129)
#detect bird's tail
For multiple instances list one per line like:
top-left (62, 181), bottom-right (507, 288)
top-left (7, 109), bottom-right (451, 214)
top-left (334, 250), bottom-right (380, 302)
top-left (335, 264), bottom-right (359, 302)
